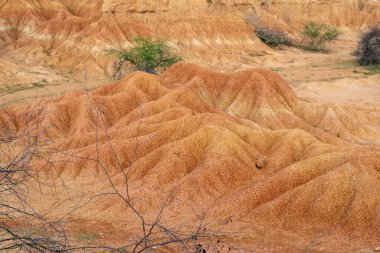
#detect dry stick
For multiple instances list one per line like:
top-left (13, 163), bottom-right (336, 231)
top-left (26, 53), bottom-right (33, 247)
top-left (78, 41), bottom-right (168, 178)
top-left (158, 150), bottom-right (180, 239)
top-left (0, 100), bottom-right (219, 252)
top-left (89, 99), bottom-right (154, 252)
top-left (77, 88), bottom-right (218, 252)
top-left (0, 50), bottom-right (226, 252)
top-left (0, 93), bottom-right (76, 252)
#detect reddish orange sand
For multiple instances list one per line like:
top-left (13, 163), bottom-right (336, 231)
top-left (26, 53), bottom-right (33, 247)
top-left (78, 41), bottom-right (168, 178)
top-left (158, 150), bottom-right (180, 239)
top-left (1, 63), bottom-right (379, 252)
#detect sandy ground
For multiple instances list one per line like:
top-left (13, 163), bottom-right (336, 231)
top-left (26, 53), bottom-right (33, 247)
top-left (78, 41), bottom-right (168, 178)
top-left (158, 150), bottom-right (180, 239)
top-left (0, 56), bottom-right (109, 106)
top-left (281, 33), bottom-right (379, 106)
top-left (1, 32), bottom-right (378, 107)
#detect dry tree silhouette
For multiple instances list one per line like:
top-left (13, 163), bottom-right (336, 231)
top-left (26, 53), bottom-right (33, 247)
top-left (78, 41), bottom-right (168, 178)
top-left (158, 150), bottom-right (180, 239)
top-left (0, 83), bottom-right (221, 253)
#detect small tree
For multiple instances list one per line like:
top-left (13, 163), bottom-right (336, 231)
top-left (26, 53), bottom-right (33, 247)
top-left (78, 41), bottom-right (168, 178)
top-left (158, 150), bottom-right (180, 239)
top-left (357, 26), bottom-right (380, 66)
top-left (301, 22), bottom-right (340, 51)
top-left (106, 37), bottom-right (183, 79)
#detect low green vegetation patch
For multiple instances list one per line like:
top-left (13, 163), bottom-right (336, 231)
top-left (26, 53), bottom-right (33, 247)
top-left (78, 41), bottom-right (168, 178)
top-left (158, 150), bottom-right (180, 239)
top-left (365, 64), bottom-right (380, 71)
top-left (32, 79), bottom-right (49, 87)
top-left (269, 67), bottom-right (282, 72)
top-left (0, 81), bottom-right (46, 96)
top-left (106, 37), bottom-right (183, 79)
top-left (301, 22), bottom-right (340, 51)
top-left (363, 64), bottom-right (380, 75)
top-left (333, 61), bottom-right (359, 70)
top-left (75, 233), bottom-right (99, 241)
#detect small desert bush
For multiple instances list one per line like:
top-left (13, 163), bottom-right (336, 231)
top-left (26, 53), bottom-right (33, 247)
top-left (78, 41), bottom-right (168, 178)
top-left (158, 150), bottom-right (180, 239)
top-left (356, 26), bottom-right (380, 66)
top-left (245, 12), bottom-right (291, 47)
top-left (255, 27), bottom-right (291, 47)
top-left (106, 37), bottom-right (182, 78)
top-left (301, 22), bottom-right (340, 51)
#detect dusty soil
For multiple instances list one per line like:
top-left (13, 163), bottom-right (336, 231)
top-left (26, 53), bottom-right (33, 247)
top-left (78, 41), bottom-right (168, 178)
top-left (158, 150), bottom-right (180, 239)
top-left (270, 32), bottom-right (380, 105)
top-left (0, 55), bottom-right (109, 105)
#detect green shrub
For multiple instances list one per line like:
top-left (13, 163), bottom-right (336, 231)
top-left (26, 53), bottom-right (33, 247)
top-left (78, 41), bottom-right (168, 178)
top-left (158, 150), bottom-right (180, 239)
top-left (301, 22), bottom-right (340, 51)
top-left (106, 37), bottom-right (182, 79)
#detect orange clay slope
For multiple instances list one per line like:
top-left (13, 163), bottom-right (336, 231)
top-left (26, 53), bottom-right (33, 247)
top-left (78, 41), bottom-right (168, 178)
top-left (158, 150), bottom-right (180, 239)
top-left (1, 0), bottom-right (380, 79)
top-left (2, 63), bottom-right (380, 250)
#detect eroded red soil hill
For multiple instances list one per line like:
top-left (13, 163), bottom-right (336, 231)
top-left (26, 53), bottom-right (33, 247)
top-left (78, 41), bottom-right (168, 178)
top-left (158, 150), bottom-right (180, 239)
top-left (2, 63), bottom-right (379, 251)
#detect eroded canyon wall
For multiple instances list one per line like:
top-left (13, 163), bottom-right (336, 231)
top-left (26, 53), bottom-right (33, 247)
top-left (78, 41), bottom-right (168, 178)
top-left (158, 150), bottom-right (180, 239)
top-left (0, 0), bottom-right (379, 77)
